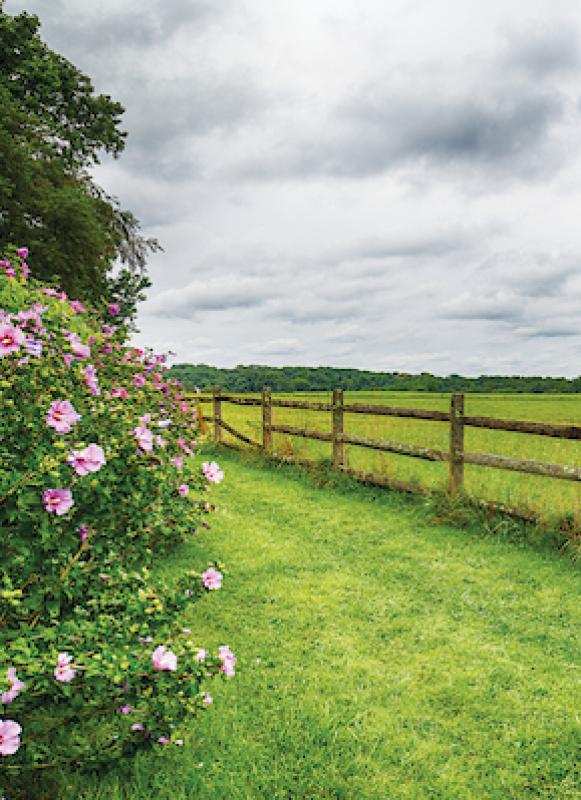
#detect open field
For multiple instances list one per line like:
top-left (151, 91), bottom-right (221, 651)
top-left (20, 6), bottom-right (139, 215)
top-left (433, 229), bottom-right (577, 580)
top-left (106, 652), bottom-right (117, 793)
top-left (57, 448), bottom-right (581, 799)
top-left (204, 391), bottom-right (581, 524)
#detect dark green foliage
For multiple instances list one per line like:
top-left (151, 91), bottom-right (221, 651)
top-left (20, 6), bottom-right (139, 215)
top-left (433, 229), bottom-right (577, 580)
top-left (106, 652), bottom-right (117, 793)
top-left (0, 11), bottom-right (125, 168)
top-left (0, 11), bottom-right (159, 321)
top-left (168, 363), bottom-right (581, 394)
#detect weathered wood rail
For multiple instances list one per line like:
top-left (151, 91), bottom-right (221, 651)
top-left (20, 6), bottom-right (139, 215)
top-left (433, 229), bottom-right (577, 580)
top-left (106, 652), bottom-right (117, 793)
top-left (192, 388), bottom-right (581, 498)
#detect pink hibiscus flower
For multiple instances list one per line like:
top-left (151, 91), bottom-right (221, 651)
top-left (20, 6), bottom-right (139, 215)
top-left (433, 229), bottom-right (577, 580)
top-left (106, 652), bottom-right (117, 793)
top-left (54, 652), bottom-right (76, 683)
top-left (202, 461), bottom-right (224, 484)
top-left (43, 488), bottom-right (74, 516)
top-left (151, 646), bottom-right (177, 672)
top-left (67, 444), bottom-right (106, 476)
top-left (218, 645), bottom-right (237, 677)
top-left (46, 400), bottom-right (81, 433)
top-left (0, 719), bottom-right (21, 756)
top-left (178, 484), bottom-right (189, 497)
top-left (201, 567), bottom-right (223, 591)
top-left (70, 336), bottom-right (91, 360)
top-left (133, 424), bottom-right (153, 452)
top-left (1, 669), bottom-right (25, 705)
top-left (0, 323), bottom-right (25, 357)
top-left (82, 364), bottom-right (100, 396)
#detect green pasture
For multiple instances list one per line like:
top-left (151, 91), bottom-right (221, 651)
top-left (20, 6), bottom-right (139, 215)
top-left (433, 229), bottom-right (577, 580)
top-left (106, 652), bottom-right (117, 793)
top-left (207, 391), bottom-right (581, 523)
top-left (55, 447), bottom-right (581, 799)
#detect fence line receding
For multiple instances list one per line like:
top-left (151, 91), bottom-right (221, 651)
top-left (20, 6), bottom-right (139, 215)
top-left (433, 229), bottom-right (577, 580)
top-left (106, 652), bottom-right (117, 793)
top-left (193, 388), bottom-right (581, 498)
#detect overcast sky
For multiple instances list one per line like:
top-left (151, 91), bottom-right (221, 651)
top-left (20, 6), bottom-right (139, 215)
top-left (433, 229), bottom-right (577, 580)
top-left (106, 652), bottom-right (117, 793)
top-left (7, 0), bottom-right (581, 375)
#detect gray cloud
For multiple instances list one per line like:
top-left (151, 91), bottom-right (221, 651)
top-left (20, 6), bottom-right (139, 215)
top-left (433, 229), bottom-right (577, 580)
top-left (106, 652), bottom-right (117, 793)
top-left (147, 275), bottom-right (275, 318)
top-left (338, 230), bottom-right (470, 263)
top-left (252, 338), bottom-right (304, 356)
top-left (502, 23), bottom-right (581, 77)
top-left (522, 324), bottom-right (581, 339)
top-left (121, 71), bottom-right (269, 180)
top-left (23, 0), bottom-right (226, 60)
top-left (443, 290), bottom-right (525, 323)
top-left (239, 89), bottom-right (564, 182)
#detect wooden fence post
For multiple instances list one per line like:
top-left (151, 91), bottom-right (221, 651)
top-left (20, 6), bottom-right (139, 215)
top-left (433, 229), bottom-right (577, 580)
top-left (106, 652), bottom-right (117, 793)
top-left (449, 393), bottom-right (465, 494)
top-left (213, 386), bottom-right (222, 444)
top-left (262, 386), bottom-right (272, 455)
top-left (332, 389), bottom-right (344, 469)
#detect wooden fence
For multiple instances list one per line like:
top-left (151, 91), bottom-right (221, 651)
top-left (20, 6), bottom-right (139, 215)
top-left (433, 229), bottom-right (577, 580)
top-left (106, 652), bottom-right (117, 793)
top-left (195, 388), bottom-right (581, 502)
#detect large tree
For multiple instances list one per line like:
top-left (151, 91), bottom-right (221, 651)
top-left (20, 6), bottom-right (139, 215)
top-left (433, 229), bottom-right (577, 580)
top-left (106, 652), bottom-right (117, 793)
top-left (0, 10), bottom-right (159, 321)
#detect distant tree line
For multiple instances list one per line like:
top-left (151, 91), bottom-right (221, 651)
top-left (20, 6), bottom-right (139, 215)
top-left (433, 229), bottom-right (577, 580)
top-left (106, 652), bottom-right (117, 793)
top-left (167, 364), bottom-right (581, 394)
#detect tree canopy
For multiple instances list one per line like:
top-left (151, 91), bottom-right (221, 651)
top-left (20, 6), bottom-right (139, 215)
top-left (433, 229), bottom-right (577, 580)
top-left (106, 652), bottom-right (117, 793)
top-left (0, 10), bottom-right (158, 321)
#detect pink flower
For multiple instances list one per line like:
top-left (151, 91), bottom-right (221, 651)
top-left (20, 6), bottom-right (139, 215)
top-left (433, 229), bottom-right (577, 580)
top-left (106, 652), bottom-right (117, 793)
top-left (63, 353), bottom-right (73, 368)
top-left (67, 444), bottom-right (106, 476)
top-left (46, 400), bottom-right (81, 433)
top-left (69, 300), bottom-right (86, 314)
top-left (131, 723), bottom-right (144, 732)
top-left (134, 373), bottom-right (147, 388)
top-left (171, 456), bottom-right (184, 471)
top-left (43, 488), bottom-right (74, 516)
top-left (82, 364), bottom-right (100, 396)
top-left (202, 461), bottom-right (224, 484)
top-left (177, 438), bottom-right (194, 457)
top-left (133, 424), bottom-right (153, 452)
top-left (152, 645), bottom-right (178, 672)
top-left (119, 705), bottom-right (132, 714)
top-left (194, 649), bottom-right (207, 663)
top-left (70, 336), bottom-right (91, 360)
top-left (108, 303), bottom-right (120, 316)
top-left (0, 323), bottom-right (25, 357)
top-left (78, 525), bottom-right (89, 543)
top-left (218, 645), bottom-right (236, 677)
top-left (201, 568), bottom-right (223, 591)
top-left (201, 692), bottom-right (213, 706)
top-left (54, 652), bottom-right (76, 683)
top-left (178, 484), bottom-right (189, 497)
top-left (0, 719), bottom-right (21, 756)
top-left (157, 737), bottom-right (170, 745)
top-left (1, 669), bottom-right (25, 705)
top-left (16, 247), bottom-right (28, 259)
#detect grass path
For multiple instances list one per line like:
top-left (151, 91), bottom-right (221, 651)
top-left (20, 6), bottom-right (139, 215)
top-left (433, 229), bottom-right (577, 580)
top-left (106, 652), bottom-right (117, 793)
top-left (67, 449), bottom-right (581, 799)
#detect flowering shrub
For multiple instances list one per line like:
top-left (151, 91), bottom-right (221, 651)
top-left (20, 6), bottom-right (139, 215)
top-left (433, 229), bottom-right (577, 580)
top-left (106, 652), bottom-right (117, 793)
top-left (0, 248), bottom-right (232, 798)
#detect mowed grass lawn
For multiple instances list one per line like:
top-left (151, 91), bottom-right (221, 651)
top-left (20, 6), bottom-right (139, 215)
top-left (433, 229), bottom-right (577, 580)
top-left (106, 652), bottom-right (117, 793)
top-left (62, 448), bottom-right (581, 799)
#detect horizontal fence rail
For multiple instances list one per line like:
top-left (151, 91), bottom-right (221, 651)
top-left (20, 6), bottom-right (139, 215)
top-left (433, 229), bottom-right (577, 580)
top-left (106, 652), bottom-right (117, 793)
top-left (190, 388), bottom-right (581, 504)
top-left (343, 402), bottom-right (450, 422)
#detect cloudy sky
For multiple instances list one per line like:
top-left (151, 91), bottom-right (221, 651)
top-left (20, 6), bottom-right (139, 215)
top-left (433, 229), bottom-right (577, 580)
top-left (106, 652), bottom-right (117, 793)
top-left (7, 0), bottom-right (581, 375)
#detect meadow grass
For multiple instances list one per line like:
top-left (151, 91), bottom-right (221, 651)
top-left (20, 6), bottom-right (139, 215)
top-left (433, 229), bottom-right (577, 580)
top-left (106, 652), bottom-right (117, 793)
top-left (212, 391), bottom-right (581, 524)
top-left (55, 447), bottom-right (581, 799)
